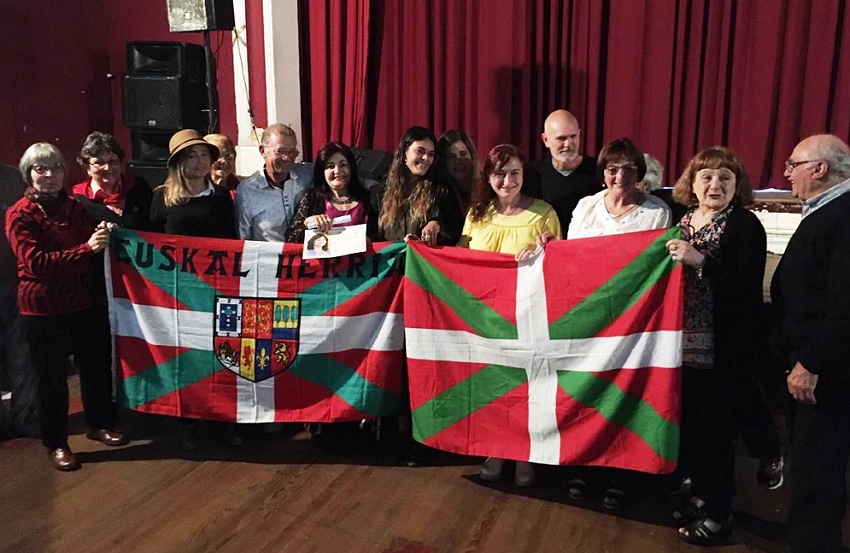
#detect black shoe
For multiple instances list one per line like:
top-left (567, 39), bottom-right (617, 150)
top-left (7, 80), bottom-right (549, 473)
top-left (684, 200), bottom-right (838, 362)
top-left (603, 486), bottom-right (626, 510)
top-left (568, 478), bottom-right (588, 501)
top-left (757, 456), bottom-right (784, 490)
top-left (181, 421), bottom-right (199, 451)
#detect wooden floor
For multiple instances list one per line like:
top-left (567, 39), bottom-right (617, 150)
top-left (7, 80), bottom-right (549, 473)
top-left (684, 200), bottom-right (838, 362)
top-left (1, 378), bottom-right (846, 553)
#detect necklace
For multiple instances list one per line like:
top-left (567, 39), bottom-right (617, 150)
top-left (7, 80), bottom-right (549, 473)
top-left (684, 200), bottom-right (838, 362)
top-left (609, 203), bottom-right (638, 219)
top-left (331, 195), bottom-right (353, 205)
top-left (605, 192), bottom-right (642, 219)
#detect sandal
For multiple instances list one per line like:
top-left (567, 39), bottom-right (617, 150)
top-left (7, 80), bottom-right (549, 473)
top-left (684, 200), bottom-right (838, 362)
top-left (678, 514), bottom-right (733, 546)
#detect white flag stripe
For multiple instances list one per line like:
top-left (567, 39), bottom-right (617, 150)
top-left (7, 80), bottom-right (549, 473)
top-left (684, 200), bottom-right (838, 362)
top-left (518, 256), bottom-right (561, 464)
top-left (110, 299), bottom-right (213, 350)
top-left (237, 241), bottom-right (280, 423)
top-left (406, 328), bottom-right (682, 372)
top-left (300, 313), bottom-right (404, 353)
top-left (111, 302), bottom-right (403, 354)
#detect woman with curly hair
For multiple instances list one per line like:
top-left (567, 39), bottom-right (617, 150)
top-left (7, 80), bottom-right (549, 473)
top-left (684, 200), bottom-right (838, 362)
top-left (374, 126), bottom-right (461, 246)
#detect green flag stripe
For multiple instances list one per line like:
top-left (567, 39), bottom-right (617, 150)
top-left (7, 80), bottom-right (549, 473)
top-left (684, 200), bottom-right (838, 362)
top-left (549, 227), bottom-right (682, 339)
top-left (412, 364), bottom-right (528, 441)
top-left (121, 349), bottom-right (220, 410)
top-left (298, 242), bottom-right (407, 317)
top-left (405, 246), bottom-right (518, 339)
top-left (557, 371), bottom-right (678, 460)
top-left (112, 229), bottom-right (215, 312)
top-left (287, 354), bottom-right (399, 416)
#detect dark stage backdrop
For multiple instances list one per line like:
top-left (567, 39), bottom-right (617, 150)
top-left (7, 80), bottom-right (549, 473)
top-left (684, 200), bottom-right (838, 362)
top-left (0, 0), bottom-right (245, 183)
top-left (299, 0), bottom-right (850, 189)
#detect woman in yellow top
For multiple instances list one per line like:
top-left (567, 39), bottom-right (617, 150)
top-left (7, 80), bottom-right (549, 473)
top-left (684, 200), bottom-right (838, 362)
top-left (458, 143), bottom-right (561, 262)
top-left (457, 144), bottom-right (561, 486)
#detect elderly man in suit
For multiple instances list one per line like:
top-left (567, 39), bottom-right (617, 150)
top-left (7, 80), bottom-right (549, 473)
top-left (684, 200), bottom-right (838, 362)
top-left (771, 134), bottom-right (850, 553)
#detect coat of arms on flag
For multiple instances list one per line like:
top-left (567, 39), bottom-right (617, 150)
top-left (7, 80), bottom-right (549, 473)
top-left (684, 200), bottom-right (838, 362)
top-left (404, 229), bottom-right (684, 474)
top-left (214, 297), bottom-right (301, 382)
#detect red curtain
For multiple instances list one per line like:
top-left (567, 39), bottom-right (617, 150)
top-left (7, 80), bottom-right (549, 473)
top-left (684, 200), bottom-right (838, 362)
top-left (299, 0), bottom-right (850, 188)
top-left (298, 0), bottom-right (377, 155)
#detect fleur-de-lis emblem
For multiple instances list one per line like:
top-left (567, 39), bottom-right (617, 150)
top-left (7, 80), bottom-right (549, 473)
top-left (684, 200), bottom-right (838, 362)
top-left (256, 347), bottom-right (270, 370)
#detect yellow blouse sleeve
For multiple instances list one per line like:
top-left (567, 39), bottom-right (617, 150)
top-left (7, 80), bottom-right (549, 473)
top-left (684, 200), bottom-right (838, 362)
top-left (540, 202), bottom-right (562, 240)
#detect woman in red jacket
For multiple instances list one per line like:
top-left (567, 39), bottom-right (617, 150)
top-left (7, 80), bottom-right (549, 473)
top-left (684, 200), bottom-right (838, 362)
top-left (5, 142), bottom-right (126, 471)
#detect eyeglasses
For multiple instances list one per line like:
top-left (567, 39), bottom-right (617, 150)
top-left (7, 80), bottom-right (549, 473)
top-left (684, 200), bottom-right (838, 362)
top-left (784, 159), bottom-right (821, 170)
top-left (604, 164), bottom-right (637, 175)
top-left (272, 148), bottom-right (299, 160)
top-left (89, 159), bottom-right (122, 169)
top-left (32, 163), bottom-right (65, 175)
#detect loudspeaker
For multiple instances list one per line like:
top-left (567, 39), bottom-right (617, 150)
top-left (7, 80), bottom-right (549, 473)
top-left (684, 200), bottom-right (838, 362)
top-left (132, 131), bottom-right (172, 162)
top-left (123, 74), bottom-right (207, 130)
top-left (123, 42), bottom-right (208, 131)
top-left (127, 41), bottom-right (205, 80)
top-left (167, 0), bottom-right (235, 32)
top-left (128, 161), bottom-right (168, 190)
top-left (351, 148), bottom-right (393, 182)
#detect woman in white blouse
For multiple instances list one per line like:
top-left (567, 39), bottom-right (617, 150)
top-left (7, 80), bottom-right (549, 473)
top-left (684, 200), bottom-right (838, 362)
top-left (565, 137), bottom-right (670, 509)
top-left (568, 137), bottom-right (671, 238)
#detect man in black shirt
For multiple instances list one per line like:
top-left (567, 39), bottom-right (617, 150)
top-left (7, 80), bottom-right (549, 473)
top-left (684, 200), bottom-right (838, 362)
top-left (529, 110), bottom-right (600, 233)
top-left (771, 134), bottom-right (850, 553)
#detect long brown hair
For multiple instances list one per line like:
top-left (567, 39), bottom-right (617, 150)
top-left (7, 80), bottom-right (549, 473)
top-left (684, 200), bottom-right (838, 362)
top-left (378, 126), bottom-right (442, 236)
top-left (468, 144), bottom-right (528, 222)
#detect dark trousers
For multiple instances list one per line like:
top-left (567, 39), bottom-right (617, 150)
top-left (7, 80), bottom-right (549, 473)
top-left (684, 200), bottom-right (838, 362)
top-left (0, 285), bottom-right (38, 437)
top-left (679, 367), bottom-right (736, 521)
top-left (732, 373), bottom-right (781, 459)
top-left (787, 403), bottom-right (850, 553)
top-left (23, 308), bottom-right (114, 449)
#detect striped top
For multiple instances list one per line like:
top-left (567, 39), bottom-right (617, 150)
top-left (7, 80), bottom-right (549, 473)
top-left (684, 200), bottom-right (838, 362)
top-left (4, 191), bottom-right (97, 315)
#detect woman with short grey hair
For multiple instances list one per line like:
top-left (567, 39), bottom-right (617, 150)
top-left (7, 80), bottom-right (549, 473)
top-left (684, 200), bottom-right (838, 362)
top-left (6, 142), bottom-right (126, 471)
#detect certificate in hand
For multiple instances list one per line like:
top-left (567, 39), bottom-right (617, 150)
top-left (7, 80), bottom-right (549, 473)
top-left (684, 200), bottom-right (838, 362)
top-left (302, 224), bottom-right (368, 259)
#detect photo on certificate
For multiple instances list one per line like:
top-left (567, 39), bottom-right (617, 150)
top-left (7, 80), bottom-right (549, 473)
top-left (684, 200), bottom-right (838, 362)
top-left (302, 224), bottom-right (368, 259)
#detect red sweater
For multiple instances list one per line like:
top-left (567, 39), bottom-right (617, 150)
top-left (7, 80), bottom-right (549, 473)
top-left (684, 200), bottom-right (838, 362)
top-left (4, 191), bottom-right (97, 315)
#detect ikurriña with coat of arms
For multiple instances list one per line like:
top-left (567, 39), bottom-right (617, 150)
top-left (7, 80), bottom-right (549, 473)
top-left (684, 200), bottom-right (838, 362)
top-left (214, 297), bottom-right (301, 382)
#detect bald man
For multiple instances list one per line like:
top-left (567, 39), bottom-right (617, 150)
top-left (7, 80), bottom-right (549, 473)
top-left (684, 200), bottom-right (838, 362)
top-left (529, 110), bottom-right (599, 233)
top-left (770, 134), bottom-right (850, 553)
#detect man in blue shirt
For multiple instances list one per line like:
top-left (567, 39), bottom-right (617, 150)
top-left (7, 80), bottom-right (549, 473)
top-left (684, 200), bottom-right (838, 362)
top-left (235, 124), bottom-right (314, 241)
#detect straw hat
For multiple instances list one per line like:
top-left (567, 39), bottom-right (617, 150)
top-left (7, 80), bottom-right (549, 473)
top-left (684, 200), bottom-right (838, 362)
top-left (167, 129), bottom-right (219, 167)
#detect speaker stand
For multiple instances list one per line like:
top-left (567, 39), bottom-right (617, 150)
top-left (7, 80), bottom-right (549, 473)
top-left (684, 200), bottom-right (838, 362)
top-left (203, 30), bottom-right (217, 133)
